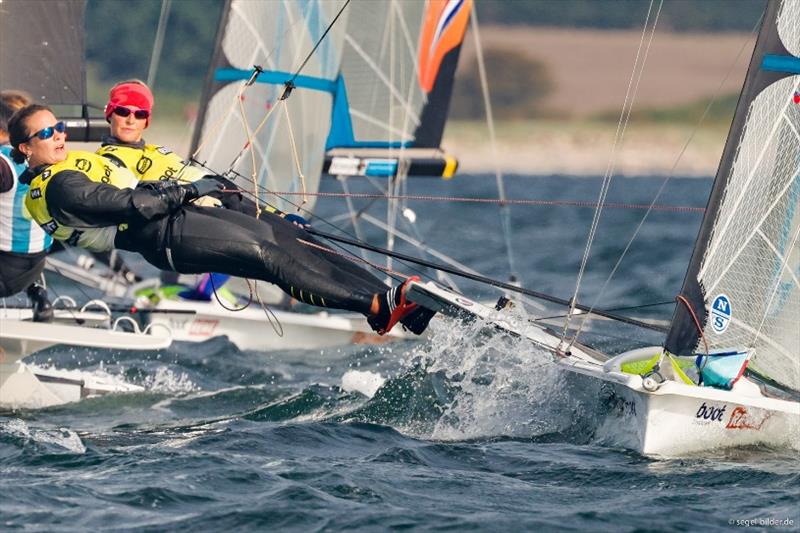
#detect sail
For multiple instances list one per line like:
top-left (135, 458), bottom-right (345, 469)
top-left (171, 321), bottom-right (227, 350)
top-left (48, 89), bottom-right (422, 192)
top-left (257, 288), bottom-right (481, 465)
top-left (0, 0), bottom-right (86, 105)
top-left (0, 0), bottom-right (107, 141)
top-left (665, 0), bottom-right (800, 391)
top-left (323, 0), bottom-right (470, 178)
top-left (190, 0), bottom-right (350, 214)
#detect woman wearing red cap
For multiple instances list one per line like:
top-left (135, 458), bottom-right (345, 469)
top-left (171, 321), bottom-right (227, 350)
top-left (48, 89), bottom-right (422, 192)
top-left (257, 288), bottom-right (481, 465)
top-left (9, 104), bottom-right (434, 336)
top-left (97, 80), bottom-right (267, 216)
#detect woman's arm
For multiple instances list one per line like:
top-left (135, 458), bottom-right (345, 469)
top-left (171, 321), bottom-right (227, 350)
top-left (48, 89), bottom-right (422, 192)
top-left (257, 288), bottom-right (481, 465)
top-left (45, 170), bottom-right (187, 227)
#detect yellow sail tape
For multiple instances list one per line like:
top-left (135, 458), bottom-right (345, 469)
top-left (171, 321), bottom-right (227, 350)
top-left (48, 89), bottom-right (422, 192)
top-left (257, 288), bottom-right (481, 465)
top-left (442, 156), bottom-right (458, 180)
top-left (668, 354), bottom-right (696, 386)
top-left (620, 354), bottom-right (660, 376)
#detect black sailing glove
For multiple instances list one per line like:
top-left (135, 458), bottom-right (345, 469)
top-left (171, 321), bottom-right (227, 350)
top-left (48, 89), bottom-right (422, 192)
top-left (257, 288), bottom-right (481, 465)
top-left (132, 180), bottom-right (190, 219)
top-left (182, 177), bottom-right (225, 203)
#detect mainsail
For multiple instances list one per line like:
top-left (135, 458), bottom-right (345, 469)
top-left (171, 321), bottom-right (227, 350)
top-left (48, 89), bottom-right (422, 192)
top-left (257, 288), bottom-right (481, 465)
top-left (665, 0), bottom-right (800, 391)
top-left (0, 0), bottom-right (86, 105)
top-left (0, 0), bottom-right (105, 141)
top-left (191, 0), bottom-right (350, 214)
top-left (323, 0), bottom-right (469, 178)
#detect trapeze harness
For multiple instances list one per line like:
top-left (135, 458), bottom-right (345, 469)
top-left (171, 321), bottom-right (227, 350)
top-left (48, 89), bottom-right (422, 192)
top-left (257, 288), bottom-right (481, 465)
top-left (97, 138), bottom-right (277, 218)
top-left (25, 150), bottom-right (386, 316)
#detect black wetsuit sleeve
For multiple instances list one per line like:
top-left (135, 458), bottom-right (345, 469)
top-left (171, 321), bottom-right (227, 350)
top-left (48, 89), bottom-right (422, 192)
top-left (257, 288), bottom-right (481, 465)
top-left (46, 170), bottom-right (186, 228)
top-left (0, 157), bottom-right (13, 193)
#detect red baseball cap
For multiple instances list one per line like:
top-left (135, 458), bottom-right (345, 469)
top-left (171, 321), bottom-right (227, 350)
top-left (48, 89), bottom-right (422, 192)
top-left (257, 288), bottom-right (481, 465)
top-left (104, 81), bottom-right (154, 126)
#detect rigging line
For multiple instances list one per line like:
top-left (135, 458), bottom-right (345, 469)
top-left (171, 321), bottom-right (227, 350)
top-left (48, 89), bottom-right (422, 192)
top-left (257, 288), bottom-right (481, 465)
top-left (146, 0), bottom-right (172, 87)
top-left (569, 17), bottom-right (763, 346)
top-left (198, 164), bottom-right (427, 285)
top-left (563, 0), bottom-right (662, 349)
top-left (289, 0), bottom-right (351, 82)
top-left (307, 227), bottom-right (668, 333)
top-left (534, 300), bottom-right (674, 322)
top-left (469, 6), bottom-right (517, 283)
top-left (252, 190), bottom-right (706, 212)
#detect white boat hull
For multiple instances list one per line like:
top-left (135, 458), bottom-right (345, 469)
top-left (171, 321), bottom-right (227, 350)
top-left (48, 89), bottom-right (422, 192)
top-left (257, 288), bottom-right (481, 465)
top-left (145, 298), bottom-right (416, 351)
top-left (406, 281), bottom-right (800, 456)
top-left (0, 319), bottom-right (169, 410)
top-left (560, 351), bottom-right (800, 456)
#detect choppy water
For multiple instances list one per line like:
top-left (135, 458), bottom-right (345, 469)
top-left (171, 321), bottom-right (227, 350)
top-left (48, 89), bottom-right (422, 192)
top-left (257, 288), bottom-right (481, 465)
top-left (2, 175), bottom-right (798, 531)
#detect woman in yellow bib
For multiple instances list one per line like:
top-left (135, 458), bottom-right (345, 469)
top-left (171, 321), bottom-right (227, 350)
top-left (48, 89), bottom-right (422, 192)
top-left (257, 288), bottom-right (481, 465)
top-left (97, 80), bottom-right (270, 217)
top-left (8, 104), bottom-right (433, 336)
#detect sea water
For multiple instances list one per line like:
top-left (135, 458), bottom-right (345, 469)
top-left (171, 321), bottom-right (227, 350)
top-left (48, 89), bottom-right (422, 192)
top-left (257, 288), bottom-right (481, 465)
top-left (1, 175), bottom-right (797, 531)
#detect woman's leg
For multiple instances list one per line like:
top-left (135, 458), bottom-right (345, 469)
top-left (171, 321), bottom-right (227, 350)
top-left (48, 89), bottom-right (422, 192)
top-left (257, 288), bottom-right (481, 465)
top-left (0, 251), bottom-right (47, 297)
top-left (166, 207), bottom-right (384, 316)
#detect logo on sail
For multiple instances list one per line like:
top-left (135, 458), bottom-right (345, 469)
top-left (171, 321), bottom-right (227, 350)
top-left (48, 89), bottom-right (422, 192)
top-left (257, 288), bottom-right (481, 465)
top-left (710, 294), bottom-right (731, 334)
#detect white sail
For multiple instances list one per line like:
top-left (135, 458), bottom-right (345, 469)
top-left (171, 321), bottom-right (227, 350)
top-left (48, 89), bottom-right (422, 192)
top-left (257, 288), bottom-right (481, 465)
top-left (192, 0), bottom-right (350, 213)
top-left (672, 0), bottom-right (800, 390)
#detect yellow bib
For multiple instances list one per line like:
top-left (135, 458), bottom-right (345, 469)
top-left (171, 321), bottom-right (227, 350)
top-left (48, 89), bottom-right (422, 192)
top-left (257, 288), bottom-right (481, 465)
top-left (26, 151), bottom-right (138, 242)
top-left (96, 143), bottom-right (204, 183)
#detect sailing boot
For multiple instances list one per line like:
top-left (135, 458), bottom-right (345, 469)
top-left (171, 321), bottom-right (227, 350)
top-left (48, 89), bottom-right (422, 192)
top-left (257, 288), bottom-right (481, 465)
top-left (26, 283), bottom-right (54, 323)
top-left (367, 276), bottom-right (420, 335)
top-left (399, 306), bottom-right (437, 335)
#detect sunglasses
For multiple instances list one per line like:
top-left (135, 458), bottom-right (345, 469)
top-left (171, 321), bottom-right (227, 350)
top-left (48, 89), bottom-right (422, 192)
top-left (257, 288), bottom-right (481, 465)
top-left (25, 121), bottom-right (66, 142)
top-left (111, 106), bottom-right (150, 120)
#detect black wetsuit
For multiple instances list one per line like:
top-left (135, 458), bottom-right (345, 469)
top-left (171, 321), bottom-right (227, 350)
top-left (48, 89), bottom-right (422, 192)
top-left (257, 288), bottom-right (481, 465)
top-left (0, 249), bottom-right (46, 297)
top-left (26, 168), bottom-right (388, 317)
top-left (0, 157), bottom-right (46, 297)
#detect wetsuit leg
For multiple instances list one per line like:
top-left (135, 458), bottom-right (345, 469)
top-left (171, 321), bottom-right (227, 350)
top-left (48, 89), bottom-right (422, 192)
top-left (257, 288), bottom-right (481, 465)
top-left (0, 250), bottom-right (46, 297)
top-left (121, 207), bottom-right (383, 316)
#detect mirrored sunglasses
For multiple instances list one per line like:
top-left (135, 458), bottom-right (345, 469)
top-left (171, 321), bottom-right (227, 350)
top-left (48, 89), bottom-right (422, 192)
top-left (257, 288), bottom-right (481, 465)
top-left (112, 106), bottom-right (150, 120)
top-left (25, 121), bottom-right (66, 142)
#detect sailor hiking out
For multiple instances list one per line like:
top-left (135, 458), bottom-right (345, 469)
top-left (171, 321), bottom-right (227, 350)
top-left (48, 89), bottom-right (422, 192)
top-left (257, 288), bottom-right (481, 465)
top-left (8, 103), bottom-right (435, 336)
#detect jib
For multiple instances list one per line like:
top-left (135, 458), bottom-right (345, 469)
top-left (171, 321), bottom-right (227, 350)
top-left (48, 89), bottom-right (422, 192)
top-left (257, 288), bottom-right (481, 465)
top-left (696, 402), bottom-right (726, 422)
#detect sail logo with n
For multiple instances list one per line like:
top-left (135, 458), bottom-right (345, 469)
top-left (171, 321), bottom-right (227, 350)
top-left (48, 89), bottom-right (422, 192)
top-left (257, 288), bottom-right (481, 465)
top-left (710, 294), bottom-right (732, 334)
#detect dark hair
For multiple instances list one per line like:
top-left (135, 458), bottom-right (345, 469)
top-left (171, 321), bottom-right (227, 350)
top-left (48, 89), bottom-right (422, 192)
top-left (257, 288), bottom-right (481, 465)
top-left (0, 90), bottom-right (33, 134)
top-left (8, 104), bottom-right (52, 164)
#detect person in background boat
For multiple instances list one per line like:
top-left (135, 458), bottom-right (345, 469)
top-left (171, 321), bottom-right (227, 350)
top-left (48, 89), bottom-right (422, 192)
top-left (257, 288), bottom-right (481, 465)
top-left (0, 91), bottom-right (53, 322)
top-left (10, 104), bottom-right (434, 336)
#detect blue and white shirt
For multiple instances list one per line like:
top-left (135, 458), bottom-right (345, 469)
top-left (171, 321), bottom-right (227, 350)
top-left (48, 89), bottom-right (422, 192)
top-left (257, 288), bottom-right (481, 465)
top-left (0, 144), bottom-right (52, 253)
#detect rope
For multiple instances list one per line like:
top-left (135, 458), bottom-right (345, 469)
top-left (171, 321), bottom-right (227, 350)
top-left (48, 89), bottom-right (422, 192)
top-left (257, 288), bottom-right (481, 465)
top-left (282, 99), bottom-right (308, 207)
top-left (562, 0), bottom-right (662, 351)
top-left (469, 8), bottom-right (517, 283)
top-left (298, 238), bottom-right (408, 278)
top-left (253, 280), bottom-right (284, 338)
top-left (565, 11), bottom-right (760, 351)
top-left (216, 189), bottom-right (705, 212)
top-left (676, 294), bottom-right (709, 356)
